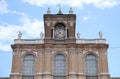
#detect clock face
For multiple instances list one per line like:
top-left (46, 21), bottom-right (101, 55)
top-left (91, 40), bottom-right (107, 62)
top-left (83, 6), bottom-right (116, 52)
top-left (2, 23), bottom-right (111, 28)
top-left (55, 29), bottom-right (65, 38)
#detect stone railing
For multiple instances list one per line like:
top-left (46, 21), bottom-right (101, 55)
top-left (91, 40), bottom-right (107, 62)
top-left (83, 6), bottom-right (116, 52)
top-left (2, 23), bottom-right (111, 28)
top-left (14, 39), bottom-right (44, 44)
top-left (76, 39), bottom-right (106, 44)
top-left (14, 38), bottom-right (106, 44)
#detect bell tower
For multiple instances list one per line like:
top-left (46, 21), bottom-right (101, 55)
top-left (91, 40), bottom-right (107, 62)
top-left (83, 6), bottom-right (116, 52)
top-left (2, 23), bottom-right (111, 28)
top-left (44, 8), bottom-right (76, 44)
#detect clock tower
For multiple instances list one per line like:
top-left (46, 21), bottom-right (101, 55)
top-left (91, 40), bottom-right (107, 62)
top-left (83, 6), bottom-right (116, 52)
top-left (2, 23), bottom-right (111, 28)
top-left (44, 8), bottom-right (76, 44)
top-left (10, 8), bottom-right (110, 79)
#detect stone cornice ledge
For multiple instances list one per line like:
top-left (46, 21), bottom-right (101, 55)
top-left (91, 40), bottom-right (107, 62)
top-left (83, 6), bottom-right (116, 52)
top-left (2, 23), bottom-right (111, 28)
top-left (77, 73), bottom-right (85, 75)
top-left (35, 72), bottom-right (43, 75)
top-left (69, 72), bottom-right (77, 75)
top-left (10, 72), bottom-right (21, 76)
top-left (43, 72), bottom-right (51, 75)
top-left (98, 73), bottom-right (110, 76)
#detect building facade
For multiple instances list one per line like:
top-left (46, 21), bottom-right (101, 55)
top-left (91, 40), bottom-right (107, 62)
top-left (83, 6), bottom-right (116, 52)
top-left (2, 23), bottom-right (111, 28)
top-left (10, 8), bottom-right (110, 79)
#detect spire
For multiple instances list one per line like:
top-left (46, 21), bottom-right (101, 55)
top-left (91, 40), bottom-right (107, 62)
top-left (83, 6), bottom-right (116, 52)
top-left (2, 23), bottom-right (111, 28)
top-left (57, 4), bottom-right (63, 15)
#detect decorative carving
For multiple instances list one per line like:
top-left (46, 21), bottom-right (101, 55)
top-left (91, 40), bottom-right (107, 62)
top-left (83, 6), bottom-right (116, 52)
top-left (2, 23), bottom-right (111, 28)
top-left (77, 49), bottom-right (83, 54)
top-left (57, 17), bottom-right (63, 22)
top-left (63, 21), bottom-right (67, 24)
top-left (64, 51), bottom-right (68, 54)
top-left (33, 51), bottom-right (37, 55)
top-left (68, 48), bottom-right (76, 53)
top-left (45, 49), bottom-right (51, 54)
top-left (45, 20), bottom-right (51, 26)
top-left (12, 51), bottom-right (21, 55)
top-left (53, 21), bottom-right (56, 25)
top-left (68, 20), bottom-right (74, 27)
top-left (22, 51), bottom-right (25, 55)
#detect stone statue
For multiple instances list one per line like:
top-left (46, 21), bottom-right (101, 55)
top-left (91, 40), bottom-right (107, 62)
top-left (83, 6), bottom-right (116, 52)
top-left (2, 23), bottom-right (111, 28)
top-left (57, 4), bottom-right (63, 14)
top-left (99, 31), bottom-right (103, 39)
top-left (18, 31), bottom-right (22, 39)
top-left (47, 8), bottom-right (51, 14)
top-left (40, 32), bottom-right (44, 39)
top-left (77, 32), bottom-right (80, 39)
top-left (69, 7), bottom-right (73, 14)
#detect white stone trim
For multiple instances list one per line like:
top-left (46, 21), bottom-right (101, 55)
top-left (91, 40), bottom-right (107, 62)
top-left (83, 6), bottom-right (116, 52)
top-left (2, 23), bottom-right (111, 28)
top-left (99, 73), bottom-right (110, 75)
top-left (69, 78), bottom-right (76, 79)
top-left (14, 39), bottom-right (44, 44)
top-left (43, 78), bottom-right (50, 79)
top-left (76, 39), bottom-right (106, 44)
top-left (10, 72), bottom-right (20, 75)
top-left (43, 72), bottom-right (51, 75)
top-left (35, 72), bottom-right (43, 75)
top-left (69, 72), bottom-right (77, 75)
top-left (77, 73), bottom-right (85, 75)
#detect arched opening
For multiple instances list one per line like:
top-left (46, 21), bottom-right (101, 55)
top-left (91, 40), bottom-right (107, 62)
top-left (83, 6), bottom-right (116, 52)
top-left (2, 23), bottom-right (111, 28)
top-left (54, 54), bottom-right (66, 79)
top-left (22, 54), bottom-right (35, 79)
top-left (53, 23), bottom-right (67, 39)
top-left (85, 54), bottom-right (98, 79)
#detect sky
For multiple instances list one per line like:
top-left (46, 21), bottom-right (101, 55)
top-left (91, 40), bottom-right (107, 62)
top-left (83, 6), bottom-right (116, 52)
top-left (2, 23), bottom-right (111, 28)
top-left (0, 0), bottom-right (120, 77)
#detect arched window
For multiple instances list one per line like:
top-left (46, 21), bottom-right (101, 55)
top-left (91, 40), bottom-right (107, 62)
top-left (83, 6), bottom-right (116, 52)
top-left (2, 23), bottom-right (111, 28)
top-left (54, 54), bottom-right (66, 79)
top-left (85, 54), bottom-right (98, 79)
top-left (22, 54), bottom-right (35, 79)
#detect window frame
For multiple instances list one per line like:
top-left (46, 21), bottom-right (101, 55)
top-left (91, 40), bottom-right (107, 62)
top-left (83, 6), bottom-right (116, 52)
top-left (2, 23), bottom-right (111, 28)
top-left (85, 54), bottom-right (98, 79)
top-left (53, 54), bottom-right (66, 79)
top-left (22, 54), bottom-right (35, 79)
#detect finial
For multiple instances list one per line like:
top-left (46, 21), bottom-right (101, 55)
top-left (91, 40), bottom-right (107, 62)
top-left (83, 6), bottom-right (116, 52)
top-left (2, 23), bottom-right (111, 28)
top-left (77, 32), bottom-right (80, 39)
top-left (47, 8), bottom-right (51, 14)
top-left (57, 4), bottom-right (63, 15)
top-left (69, 7), bottom-right (73, 14)
top-left (99, 31), bottom-right (103, 39)
top-left (18, 31), bottom-right (22, 39)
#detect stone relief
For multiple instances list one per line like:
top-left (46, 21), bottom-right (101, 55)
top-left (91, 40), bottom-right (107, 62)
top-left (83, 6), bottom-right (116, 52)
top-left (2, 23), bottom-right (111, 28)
top-left (68, 19), bottom-right (74, 27)
top-left (57, 17), bottom-right (63, 22)
top-left (45, 20), bottom-right (51, 26)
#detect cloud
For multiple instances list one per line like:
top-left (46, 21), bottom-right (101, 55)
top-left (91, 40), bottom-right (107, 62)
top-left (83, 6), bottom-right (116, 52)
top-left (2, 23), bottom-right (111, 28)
top-left (83, 16), bottom-right (89, 21)
top-left (94, 0), bottom-right (119, 9)
top-left (0, 0), bottom-right (8, 14)
top-left (0, 43), bottom-right (11, 52)
top-left (20, 15), bottom-right (44, 38)
top-left (0, 14), bottom-right (44, 51)
top-left (0, 0), bottom-right (25, 16)
top-left (22, 0), bottom-right (120, 9)
top-left (0, 0), bottom-right (44, 52)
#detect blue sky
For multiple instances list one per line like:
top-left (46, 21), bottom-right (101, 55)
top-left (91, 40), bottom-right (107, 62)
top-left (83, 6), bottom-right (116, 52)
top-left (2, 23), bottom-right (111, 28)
top-left (0, 0), bottom-right (120, 77)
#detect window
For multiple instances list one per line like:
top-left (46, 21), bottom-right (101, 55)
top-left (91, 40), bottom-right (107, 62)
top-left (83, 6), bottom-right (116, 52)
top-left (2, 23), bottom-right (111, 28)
top-left (51, 29), bottom-right (53, 38)
top-left (67, 29), bottom-right (69, 38)
top-left (22, 54), bottom-right (35, 79)
top-left (85, 54), bottom-right (98, 79)
top-left (54, 54), bottom-right (66, 79)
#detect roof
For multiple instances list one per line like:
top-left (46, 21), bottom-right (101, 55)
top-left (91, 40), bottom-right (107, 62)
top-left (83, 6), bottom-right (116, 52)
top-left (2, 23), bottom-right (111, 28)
top-left (111, 77), bottom-right (120, 79)
top-left (0, 77), bottom-right (9, 79)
